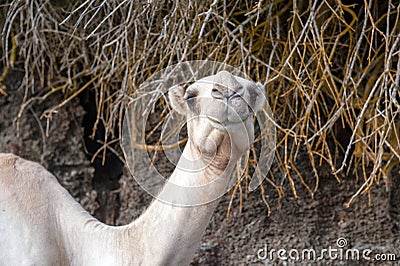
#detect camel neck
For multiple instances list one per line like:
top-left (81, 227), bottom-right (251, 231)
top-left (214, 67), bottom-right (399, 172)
top-left (124, 143), bottom-right (236, 265)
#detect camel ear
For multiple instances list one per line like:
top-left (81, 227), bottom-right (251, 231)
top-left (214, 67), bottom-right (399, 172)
top-left (168, 86), bottom-right (188, 115)
top-left (249, 82), bottom-right (266, 112)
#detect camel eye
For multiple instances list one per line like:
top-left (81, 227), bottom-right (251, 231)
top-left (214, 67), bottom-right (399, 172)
top-left (184, 87), bottom-right (198, 101)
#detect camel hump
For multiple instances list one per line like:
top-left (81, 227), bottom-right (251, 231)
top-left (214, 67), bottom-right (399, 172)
top-left (0, 153), bottom-right (55, 188)
top-left (0, 153), bottom-right (19, 168)
top-left (0, 152), bottom-right (78, 206)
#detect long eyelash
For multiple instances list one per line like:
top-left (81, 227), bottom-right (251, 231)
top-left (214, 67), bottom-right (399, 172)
top-left (185, 94), bottom-right (196, 100)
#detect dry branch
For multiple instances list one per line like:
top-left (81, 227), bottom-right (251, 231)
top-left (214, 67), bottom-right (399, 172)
top-left (1, 0), bottom-right (400, 208)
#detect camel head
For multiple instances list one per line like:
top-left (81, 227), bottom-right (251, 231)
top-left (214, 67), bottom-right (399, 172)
top-left (169, 71), bottom-right (265, 171)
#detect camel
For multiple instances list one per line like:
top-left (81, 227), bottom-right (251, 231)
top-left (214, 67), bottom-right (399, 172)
top-left (0, 71), bottom-right (266, 265)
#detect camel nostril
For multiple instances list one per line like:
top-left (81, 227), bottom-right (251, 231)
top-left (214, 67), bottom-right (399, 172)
top-left (234, 86), bottom-right (245, 97)
top-left (211, 88), bottom-right (225, 99)
top-left (227, 86), bottom-right (244, 99)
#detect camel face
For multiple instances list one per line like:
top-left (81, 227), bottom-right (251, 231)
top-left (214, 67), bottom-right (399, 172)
top-left (169, 71), bottom-right (265, 168)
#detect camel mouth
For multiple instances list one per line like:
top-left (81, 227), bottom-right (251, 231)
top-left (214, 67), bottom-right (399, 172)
top-left (206, 115), bottom-right (249, 131)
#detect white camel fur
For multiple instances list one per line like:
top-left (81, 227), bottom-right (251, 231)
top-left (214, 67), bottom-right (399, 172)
top-left (0, 71), bottom-right (265, 265)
